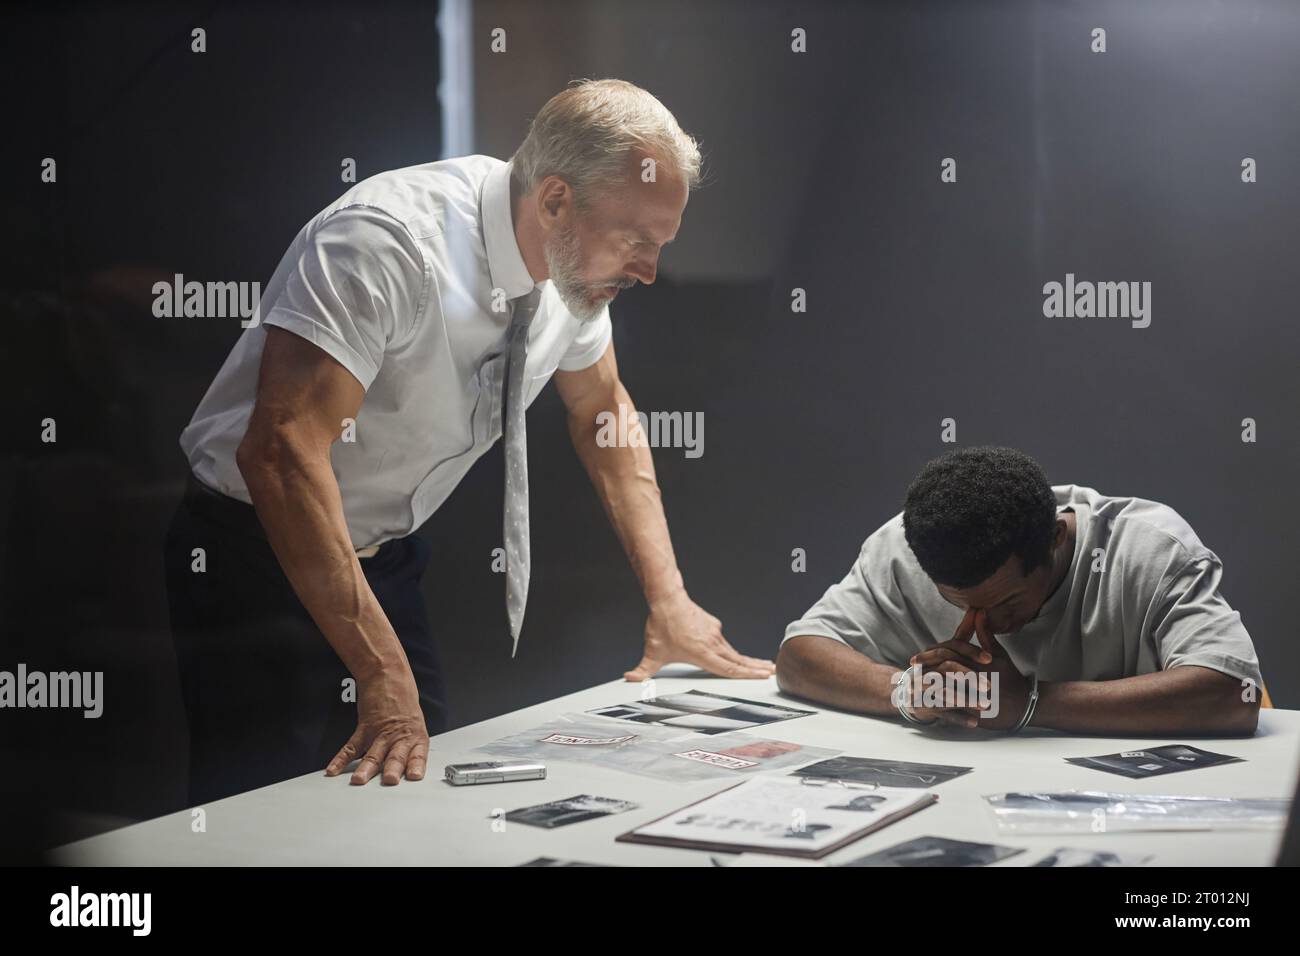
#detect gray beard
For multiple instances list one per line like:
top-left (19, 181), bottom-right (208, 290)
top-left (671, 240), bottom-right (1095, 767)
top-left (544, 224), bottom-right (608, 324)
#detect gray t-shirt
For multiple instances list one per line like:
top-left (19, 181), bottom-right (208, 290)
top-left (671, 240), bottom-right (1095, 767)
top-left (783, 484), bottom-right (1263, 688)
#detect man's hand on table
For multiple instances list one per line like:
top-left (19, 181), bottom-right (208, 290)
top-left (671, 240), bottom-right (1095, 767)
top-left (324, 664), bottom-right (429, 785)
top-left (905, 608), bottom-right (1031, 731)
top-left (624, 589), bottom-right (775, 682)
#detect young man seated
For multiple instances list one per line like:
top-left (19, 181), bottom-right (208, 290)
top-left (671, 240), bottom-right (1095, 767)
top-left (776, 446), bottom-right (1263, 736)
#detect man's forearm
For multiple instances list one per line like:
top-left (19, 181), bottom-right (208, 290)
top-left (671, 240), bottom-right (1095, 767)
top-left (778, 638), bottom-right (1259, 737)
top-left (1034, 666), bottom-right (1259, 736)
top-left (776, 635), bottom-right (902, 717)
top-left (236, 432), bottom-right (408, 681)
top-left (567, 388), bottom-right (684, 604)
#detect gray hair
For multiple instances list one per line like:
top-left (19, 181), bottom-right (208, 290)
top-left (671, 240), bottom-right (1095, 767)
top-left (510, 78), bottom-right (703, 209)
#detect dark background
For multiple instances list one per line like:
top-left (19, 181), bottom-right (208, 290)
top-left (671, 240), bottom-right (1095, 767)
top-left (2, 0), bottom-right (1297, 859)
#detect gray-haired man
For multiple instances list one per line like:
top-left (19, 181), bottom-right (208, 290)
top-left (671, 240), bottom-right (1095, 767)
top-left (166, 78), bottom-right (771, 804)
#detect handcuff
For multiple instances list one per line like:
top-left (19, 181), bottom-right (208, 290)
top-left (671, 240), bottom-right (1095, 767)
top-left (894, 662), bottom-right (1039, 733)
top-left (893, 663), bottom-right (938, 725)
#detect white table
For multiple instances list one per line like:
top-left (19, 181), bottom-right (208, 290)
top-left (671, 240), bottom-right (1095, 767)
top-left (52, 670), bottom-right (1299, 866)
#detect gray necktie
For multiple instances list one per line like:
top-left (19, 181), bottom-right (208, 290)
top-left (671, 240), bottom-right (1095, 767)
top-left (503, 286), bottom-right (541, 657)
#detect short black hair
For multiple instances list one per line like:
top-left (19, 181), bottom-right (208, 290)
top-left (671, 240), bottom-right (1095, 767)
top-left (902, 446), bottom-right (1057, 589)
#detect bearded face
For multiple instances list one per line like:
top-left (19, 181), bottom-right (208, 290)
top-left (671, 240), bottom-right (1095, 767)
top-left (543, 215), bottom-right (633, 323)
top-left (535, 155), bottom-right (688, 321)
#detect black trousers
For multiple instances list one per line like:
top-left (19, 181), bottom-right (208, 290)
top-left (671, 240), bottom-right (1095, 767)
top-left (164, 474), bottom-right (448, 806)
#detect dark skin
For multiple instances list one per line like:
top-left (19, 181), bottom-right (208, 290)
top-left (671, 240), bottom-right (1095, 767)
top-left (777, 512), bottom-right (1260, 736)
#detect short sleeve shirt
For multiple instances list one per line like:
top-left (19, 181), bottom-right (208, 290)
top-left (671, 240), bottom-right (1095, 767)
top-left (783, 485), bottom-right (1263, 687)
top-left (179, 155), bottom-right (612, 548)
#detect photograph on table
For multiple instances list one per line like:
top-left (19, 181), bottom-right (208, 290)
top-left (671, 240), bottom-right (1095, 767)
top-left (618, 776), bottom-right (936, 858)
top-left (1065, 744), bottom-right (1244, 779)
top-left (1031, 848), bottom-right (1153, 867)
top-left (518, 857), bottom-right (614, 867)
top-left (505, 795), bottom-right (640, 829)
top-left (841, 836), bottom-right (1023, 867)
top-left (588, 690), bottom-right (815, 735)
top-left (984, 791), bottom-right (1291, 834)
top-left (471, 714), bottom-right (665, 763)
top-left (603, 735), bottom-right (840, 782)
top-left (791, 755), bottom-right (973, 789)
top-left (825, 793), bottom-right (891, 812)
top-left (473, 713), bottom-right (840, 783)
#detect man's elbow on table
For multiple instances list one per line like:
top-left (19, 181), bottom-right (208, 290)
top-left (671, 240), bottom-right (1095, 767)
top-left (1149, 666), bottom-right (1261, 737)
top-left (774, 638), bottom-right (809, 698)
top-left (1182, 666), bottom-right (1262, 737)
top-left (1213, 681), bottom-right (1262, 737)
top-left (1186, 695), bottom-right (1260, 738)
top-left (775, 635), bottom-right (844, 703)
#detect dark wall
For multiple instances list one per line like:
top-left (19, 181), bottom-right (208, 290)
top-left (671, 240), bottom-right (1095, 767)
top-left (2, 0), bottom-right (447, 852)
top-left (3, 0), bottom-right (1297, 853)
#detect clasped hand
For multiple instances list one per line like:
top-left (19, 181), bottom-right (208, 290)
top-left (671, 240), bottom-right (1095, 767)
top-left (901, 607), bottom-right (1030, 731)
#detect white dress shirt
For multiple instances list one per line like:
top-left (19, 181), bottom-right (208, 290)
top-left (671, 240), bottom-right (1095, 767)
top-left (180, 155), bottom-right (612, 548)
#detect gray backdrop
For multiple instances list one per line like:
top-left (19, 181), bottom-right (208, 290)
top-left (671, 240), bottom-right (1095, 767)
top-left (2, 0), bottom-right (1295, 854)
